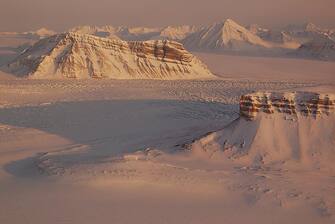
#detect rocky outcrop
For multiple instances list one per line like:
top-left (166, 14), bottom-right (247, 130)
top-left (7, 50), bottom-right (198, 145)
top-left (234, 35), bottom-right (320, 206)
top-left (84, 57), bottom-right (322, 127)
top-left (240, 92), bottom-right (335, 119)
top-left (7, 32), bottom-right (214, 79)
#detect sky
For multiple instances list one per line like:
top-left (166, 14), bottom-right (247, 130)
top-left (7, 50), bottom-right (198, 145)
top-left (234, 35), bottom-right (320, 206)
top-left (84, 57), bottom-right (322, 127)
top-left (1, 0), bottom-right (334, 32)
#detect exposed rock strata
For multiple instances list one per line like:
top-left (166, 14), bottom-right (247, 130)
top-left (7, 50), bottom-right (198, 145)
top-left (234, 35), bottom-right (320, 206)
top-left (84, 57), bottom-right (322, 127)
top-left (240, 92), bottom-right (335, 119)
top-left (8, 32), bottom-right (214, 79)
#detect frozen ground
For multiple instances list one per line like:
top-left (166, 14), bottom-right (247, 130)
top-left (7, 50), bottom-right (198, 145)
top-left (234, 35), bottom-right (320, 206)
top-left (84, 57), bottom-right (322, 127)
top-left (0, 54), bottom-right (334, 224)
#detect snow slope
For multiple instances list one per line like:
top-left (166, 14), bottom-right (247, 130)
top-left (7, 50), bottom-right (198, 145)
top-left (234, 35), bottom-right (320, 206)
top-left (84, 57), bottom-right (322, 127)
top-left (6, 32), bottom-right (214, 79)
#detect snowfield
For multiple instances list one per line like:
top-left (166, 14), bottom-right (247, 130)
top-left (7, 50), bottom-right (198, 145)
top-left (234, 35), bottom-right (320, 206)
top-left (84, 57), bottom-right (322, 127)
top-left (0, 54), bottom-right (334, 224)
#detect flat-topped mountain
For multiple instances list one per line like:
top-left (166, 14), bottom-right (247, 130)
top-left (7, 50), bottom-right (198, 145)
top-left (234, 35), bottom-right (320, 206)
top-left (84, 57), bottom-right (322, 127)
top-left (7, 32), bottom-right (214, 79)
top-left (190, 91), bottom-right (335, 169)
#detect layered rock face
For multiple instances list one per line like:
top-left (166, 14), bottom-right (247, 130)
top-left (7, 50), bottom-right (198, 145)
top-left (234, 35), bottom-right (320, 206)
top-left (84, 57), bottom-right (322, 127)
top-left (7, 32), bottom-right (214, 79)
top-left (240, 92), bottom-right (335, 119)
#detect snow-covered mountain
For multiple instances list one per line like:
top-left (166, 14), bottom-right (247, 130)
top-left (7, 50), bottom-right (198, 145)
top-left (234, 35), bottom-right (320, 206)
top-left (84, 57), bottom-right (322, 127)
top-left (294, 35), bottom-right (335, 60)
top-left (69, 25), bottom-right (163, 41)
top-left (190, 91), bottom-right (335, 169)
top-left (284, 22), bottom-right (335, 43)
top-left (156, 25), bottom-right (199, 41)
top-left (69, 25), bottom-right (198, 41)
top-left (248, 24), bottom-right (300, 49)
top-left (7, 32), bottom-right (214, 79)
top-left (0, 28), bottom-right (56, 40)
top-left (3, 21), bottom-right (335, 64)
top-left (182, 19), bottom-right (273, 52)
top-left (68, 25), bottom-right (121, 39)
top-left (27, 28), bottom-right (57, 39)
top-left (248, 24), bottom-right (269, 36)
top-left (66, 21), bottom-right (335, 60)
top-left (69, 20), bottom-right (274, 52)
top-left (112, 26), bottom-right (162, 41)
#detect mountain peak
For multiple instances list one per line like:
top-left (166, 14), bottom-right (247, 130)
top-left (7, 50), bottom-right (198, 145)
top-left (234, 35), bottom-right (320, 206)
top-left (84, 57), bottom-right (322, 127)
top-left (223, 18), bottom-right (239, 26)
top-left (212, 19), bottom-right (241, 29)
top-left (183, 19), bottom-right (272, 51)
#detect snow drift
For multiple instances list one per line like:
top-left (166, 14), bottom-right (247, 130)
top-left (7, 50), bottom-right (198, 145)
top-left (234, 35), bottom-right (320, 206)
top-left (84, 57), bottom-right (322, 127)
top-left (7, 32), bottom-right (214, 79)
top-left (190, 92), bottom-right (335, 170)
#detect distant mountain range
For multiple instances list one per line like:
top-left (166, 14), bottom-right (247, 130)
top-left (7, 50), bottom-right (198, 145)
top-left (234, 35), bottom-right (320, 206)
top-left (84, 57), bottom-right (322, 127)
top-left (0, 28), bottom-right (56, 40)
top-left (1, 19), bottom-right (335, 61)
top-left (68, 25), bottom-right (199, 42)
top-left (65, 19), bottom-right (335, 60)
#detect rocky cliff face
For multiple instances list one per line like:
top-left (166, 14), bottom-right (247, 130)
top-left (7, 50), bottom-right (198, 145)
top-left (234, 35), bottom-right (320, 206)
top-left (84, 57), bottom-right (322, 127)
top-left (7, 32), bottom-right (214, 79)
top-left (240, 92), bottom-right (335, 119)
